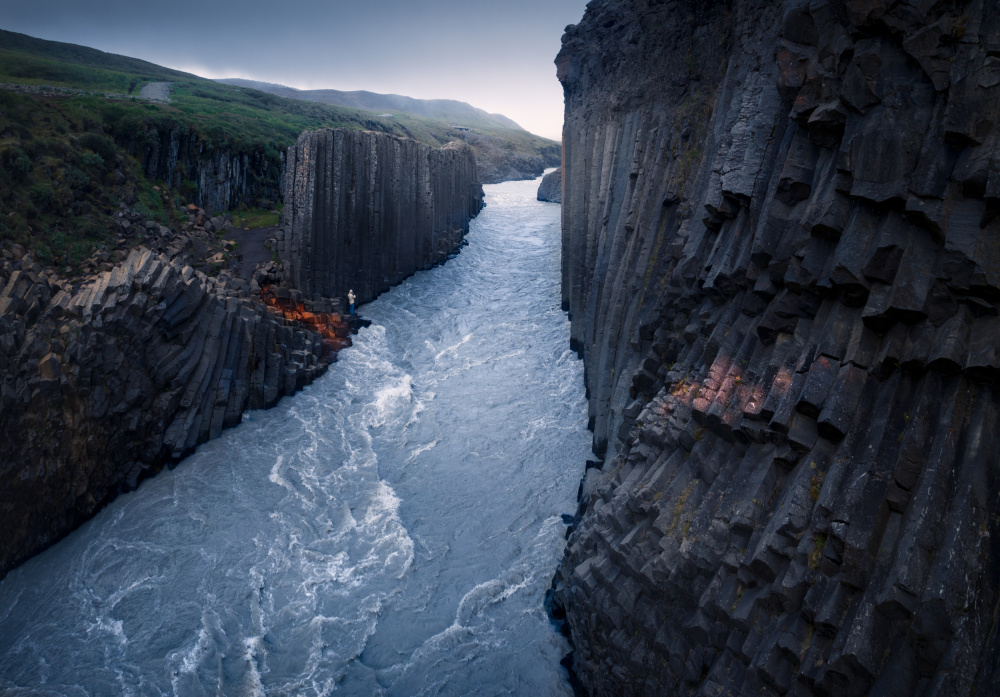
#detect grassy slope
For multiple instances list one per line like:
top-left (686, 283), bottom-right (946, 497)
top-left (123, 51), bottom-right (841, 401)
top-left (216, 78), bottom-right (525, 131)
top-left (217, 77), bottom-right (561, 175)
top-left (0, 28), bottom-right (557, 268)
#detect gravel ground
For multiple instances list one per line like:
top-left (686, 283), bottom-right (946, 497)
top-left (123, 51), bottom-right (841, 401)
top-left (227, 226), bottom-right (277, 281)
top-left (139, 82), bottom-right (171, 102)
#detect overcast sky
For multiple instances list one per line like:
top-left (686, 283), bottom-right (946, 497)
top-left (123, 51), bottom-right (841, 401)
top-left (0, 0), bottom-right (590, 141)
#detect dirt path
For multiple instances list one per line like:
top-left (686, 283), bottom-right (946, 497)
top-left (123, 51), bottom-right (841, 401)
top-left (227, 225), bottom-right (278, 281)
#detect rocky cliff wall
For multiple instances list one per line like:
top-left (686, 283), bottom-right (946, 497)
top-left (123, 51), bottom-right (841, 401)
top-left (0, 248), bottom-right (333, 576)
top-left (134, 124), bottom-right (284, 213)
top-left (280, 129), bottom-right (483, 304)
top-left (0, 127), bottom-right (484, 578)
top-left (555, 1), bottom-right (1000, 695)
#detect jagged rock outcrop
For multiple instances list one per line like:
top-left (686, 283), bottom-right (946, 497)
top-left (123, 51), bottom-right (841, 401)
top-left (280, 129), bottom-right (483, 304)
top-left (537, 167), bottom-right (562, 203)
top-left (0, 247), bottom-right (333, 577)
top-left (554, 1), bottom-right (1000, 695)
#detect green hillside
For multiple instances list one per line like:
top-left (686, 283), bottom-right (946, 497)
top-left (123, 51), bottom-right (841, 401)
top-left (0, 29), bottom-right (559, 269)
top-left (217, 78), bottom-right (525, 131)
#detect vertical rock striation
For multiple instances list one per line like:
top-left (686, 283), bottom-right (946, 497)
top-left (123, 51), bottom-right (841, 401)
top-left (280, 129), bottom-right (483, 304)
top-left (123, 123), bottom-right (285, 212)
top-left (0, 126), bottom-right (483, 578)
top-left (555, 1), bottom-right (1000, 695)
top-left (0, 249), bottom-right (331, 576)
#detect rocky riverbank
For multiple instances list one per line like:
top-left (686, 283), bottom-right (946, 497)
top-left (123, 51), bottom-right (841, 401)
top-left (0, 242), bottom-right (334, 576)
top-left (463, 132), bottom-right (560, 184)
top-left (537, 167), bottom-right (561, 203)
top-left (554, 1), bottom-right (1000, 695)
top-left (0, 129), bottom-right (481, 578)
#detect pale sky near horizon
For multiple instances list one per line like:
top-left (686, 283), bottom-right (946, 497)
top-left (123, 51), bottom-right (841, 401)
top-left (0, 0), bottom-right (591, 141)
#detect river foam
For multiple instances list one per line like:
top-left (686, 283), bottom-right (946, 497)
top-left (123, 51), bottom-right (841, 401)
top-left (0, 174), bottom-right (588, 696)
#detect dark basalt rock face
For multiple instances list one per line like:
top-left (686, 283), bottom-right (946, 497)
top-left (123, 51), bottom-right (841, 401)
top-left (554, 1), bottom-right (1000, 695)
top-left (119, 123), bottom-right (284, 213)
top-left (280, 129), bottom-right (483, 304)
top-left (0, 130), bottom-right (483, 578)
top-left (0, 249), bottom-right (330, 576)
top-left (538, 167), bottom-right (563, 203)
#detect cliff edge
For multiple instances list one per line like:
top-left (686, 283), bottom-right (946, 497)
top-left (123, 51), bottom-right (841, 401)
top-left (0, 247), bottom-right (332, 576)
top-left (555, 1), bottom-right (1000, 695)
top-left (280, 129), bottom-right (483, 304)
top-left (0, 130), bottom-right (482, 577)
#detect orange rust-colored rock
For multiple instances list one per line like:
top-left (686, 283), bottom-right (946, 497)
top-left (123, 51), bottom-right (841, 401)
top-left (259, 285), bottom-right (353, 359)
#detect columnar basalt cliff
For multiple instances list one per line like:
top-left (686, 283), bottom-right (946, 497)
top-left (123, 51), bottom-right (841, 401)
top-left (137, 125), bottom-right (285, 213)
top-left (280, 129), bottom-right (483, 304)
top-left (0, 248), bottom-right (331, 576)
top-left (0, 130), bottom-right (482, 578)
top-left (555, 1), bottom-right (1000, 695)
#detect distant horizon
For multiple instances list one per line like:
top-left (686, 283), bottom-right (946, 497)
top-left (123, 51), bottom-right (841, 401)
top-left (0, 0), bottom-right (588, 141)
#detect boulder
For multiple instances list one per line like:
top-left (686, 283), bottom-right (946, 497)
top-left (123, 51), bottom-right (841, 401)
top-left (536, 167), bottom-right (562, 203)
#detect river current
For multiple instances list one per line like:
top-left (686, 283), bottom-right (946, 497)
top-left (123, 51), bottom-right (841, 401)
top-left (0, 175), bottom-right (589, 696)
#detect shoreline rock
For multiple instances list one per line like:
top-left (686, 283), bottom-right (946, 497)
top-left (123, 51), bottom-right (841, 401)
top-left (537, 168), bottom-right (562, 203)
top-left (280, 129), bottom-right (483, 305)
top-left (0, 246), bottom-right (331, 576)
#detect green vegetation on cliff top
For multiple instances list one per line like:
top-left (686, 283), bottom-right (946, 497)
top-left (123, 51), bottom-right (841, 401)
top-left (0, 28), bottom-right (556, 268)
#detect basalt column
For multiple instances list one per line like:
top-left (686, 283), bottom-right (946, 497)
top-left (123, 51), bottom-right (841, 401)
top-left (0, 249), bottom-right (333, 577)
top-left (280, 129), bottom-right (483, 304)
top-left (555, 1), bottom-right (1000, 696)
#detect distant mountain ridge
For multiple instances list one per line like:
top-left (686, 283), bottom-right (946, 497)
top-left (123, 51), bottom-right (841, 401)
top-left (216, 78), bottom-right (524, 132)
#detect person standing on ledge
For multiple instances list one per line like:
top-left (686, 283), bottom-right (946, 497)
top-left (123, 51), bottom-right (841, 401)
top-left (348, 289), bottom-right (356, 315)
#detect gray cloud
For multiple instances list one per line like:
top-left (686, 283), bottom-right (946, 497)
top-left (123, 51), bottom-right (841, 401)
top-left (1, 0), bottom-right (588, 140)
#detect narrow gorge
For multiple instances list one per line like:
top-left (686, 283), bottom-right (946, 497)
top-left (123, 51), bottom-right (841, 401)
top-left (554, 1), bottom-right (1000, 695)
top-left (0, 129), bottom-right (482, 577)
top-left (3, 3), bottom-right (1000, 694)
top-left (0, 175), bottom-right (588, 697)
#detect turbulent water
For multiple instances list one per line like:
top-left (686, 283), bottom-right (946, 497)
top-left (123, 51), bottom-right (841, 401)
top-left (0, 175), bottom-right (589, 697)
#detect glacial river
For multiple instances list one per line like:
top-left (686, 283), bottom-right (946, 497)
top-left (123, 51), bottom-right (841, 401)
top-left (0, 175), bottom-right (589, 696)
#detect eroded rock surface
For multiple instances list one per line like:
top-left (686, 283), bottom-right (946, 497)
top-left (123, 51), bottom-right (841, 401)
top-left (538, 167), bottom-right (562, 203)
top-left (280, 129), bottom-right (484, 304)
top-left (554, 1), bottom-right (1000, 695)
top-left (0, 248), bottom-right (330, 575)
top-left (0, 130), bottom-right (482, 578)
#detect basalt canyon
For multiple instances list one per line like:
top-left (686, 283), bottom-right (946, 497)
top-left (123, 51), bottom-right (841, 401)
top-left (2, 1), bottom-right (1000, 695)
top-left (553, 0), bottom-right (1000, 695)
top-left (0, 129), bottom-right (482, 577)
top-left (279, 129), bottom-right (482, 304)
